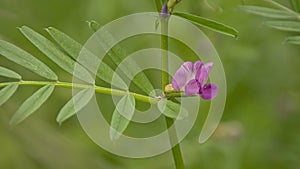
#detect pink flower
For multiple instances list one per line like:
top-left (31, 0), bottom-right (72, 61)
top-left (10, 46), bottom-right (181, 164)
top-left (172, 61), bottom-right (218, 100)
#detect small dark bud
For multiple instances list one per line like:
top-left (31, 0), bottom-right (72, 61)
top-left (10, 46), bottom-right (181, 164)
top-left (161, 3), bottom-right (169, 18)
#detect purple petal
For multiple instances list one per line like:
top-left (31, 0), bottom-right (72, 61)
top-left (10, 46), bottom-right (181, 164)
top-left (185, 79), bottom-right (200, 96)
top-left (172, 62), bottom-right (193, 90)
top-left (196, 62), bottom-right (213, 85)
top-left (199, 83), bottom-right (218, 100)
top-left (193, 60), bottom-right (203, 74)
top-left (182, 62), bottom-right (193, 72)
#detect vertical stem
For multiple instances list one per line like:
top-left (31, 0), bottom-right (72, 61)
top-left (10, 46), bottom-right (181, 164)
top-left (165, 117), bottom-right (186, 169)
top-left (161, 17), bottom-right (186, 169)
top-left (161, 18), bottom-right (169, 89)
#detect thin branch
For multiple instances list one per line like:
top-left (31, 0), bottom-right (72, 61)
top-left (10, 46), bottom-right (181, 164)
top-left (0, 80), bottom-right (158, 104)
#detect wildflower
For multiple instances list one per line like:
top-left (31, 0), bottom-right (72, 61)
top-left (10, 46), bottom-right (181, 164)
top-left (172, 61), bottom-right (218, 100)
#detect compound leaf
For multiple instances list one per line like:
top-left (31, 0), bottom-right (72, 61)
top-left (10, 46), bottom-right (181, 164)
top-left (46, 27), bottom-right (126, 89)
top-left (19, 26), bottom-right (94, 83)
top-left (87, 21), bottom-right (154, 94)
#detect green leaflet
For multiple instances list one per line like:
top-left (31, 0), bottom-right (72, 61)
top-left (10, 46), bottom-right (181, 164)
top-left (0, 83), bottom-right (19, 106)
top-left (45, 27), bottom-right (126, 89)
top-left (19, 26), bottom-right (94, 84)
top-left (289, 0), bottom-right (300, 12)
top-left (154, 0), bottom-right (163, 12)
top-left (45, 27), bottom-right (82, 60)
top-left (173, 12), bottom-right (238, 38)
top-left (264, 21), bottom-right (300, 32)
top-left (56, 88), bottom-right (94, 124)
top-left (87, 21), bottom-right (154, 95)
top-left (0, 66), bottom-right (21, 79)
top-left (0, 40), bottom-right (58, 80)
top-left (10, 84), bottom-right (55, 126)
top-left (238, 5), bottom-right (297, 19)
top-left (285, 36), bottom-right (300, 45)
top-left (158, 99), bottom-right (188, 119)
top-left (109, 94), bottom-right (135, 141)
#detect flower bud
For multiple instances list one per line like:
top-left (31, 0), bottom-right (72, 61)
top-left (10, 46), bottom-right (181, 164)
top-left (167, 0), bottom-right (181, 9)
top-left (161, 3), bottom-right (169, 18)
top-left (164, 84), bottom-right (174, 92)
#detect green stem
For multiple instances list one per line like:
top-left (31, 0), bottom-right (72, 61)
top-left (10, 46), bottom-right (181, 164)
top-left (161, 17), bottom-right (186, 169)
top-left (0, 80), bottom-right (158, 104)
top-left (166, 92), bottom-right (192, 98)
top-left (166, 117), bottom-right (186, 169)
top-left (161, 18), bottom-right (169, 89)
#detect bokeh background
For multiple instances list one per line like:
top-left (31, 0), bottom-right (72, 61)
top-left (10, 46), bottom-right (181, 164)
top-left (1, 0), bottom-right (300, 169)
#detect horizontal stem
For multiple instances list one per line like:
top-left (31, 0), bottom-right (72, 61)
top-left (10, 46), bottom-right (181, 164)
top-left (165, 93), bottom-right (191, 98)
top-left (0, 80), bottom-right (158, 104)
top-left (164, 90), bottom-right (199, 98)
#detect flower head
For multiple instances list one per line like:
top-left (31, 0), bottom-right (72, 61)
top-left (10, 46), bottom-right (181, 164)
top-left (172, 61), bottom-right (218, 100)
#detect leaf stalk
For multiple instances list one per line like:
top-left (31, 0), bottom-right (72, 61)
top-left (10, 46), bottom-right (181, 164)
top-left (0, 81), bottom-right (158, 104)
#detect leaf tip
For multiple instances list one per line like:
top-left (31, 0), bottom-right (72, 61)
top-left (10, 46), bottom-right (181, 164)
top-left (236, 5), bottom-right (246, 11)
top-left (56, 114), bottom-right (65, 125)
top-left (234, 34), bottom-right (239, 40)
top-left (43, 27), bottom-right (50, 32)
top-left (109, 128), bottom-right (121, 142)
top-left (18, 25), bottom-right (28, 30)
top-left (16, 26), bottom-right (24, 33)
top-left (56, 117), bottom-right (61, 124)
top-left (44, 27), bottom-right (55, 33)
top-left (198, 136), bottom-right (206, 144)
top-left (18, 25), bottom-right (29, 34)
top-left (9, 118), bottom-right (19, 128)
top-left (58, 122), bottom-right (63, 127)
top-left (282, 38), bottom-right (293, 45)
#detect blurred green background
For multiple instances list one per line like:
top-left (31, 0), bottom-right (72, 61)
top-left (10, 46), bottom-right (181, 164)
top-left (1, 0), bottom-right (300, 169)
